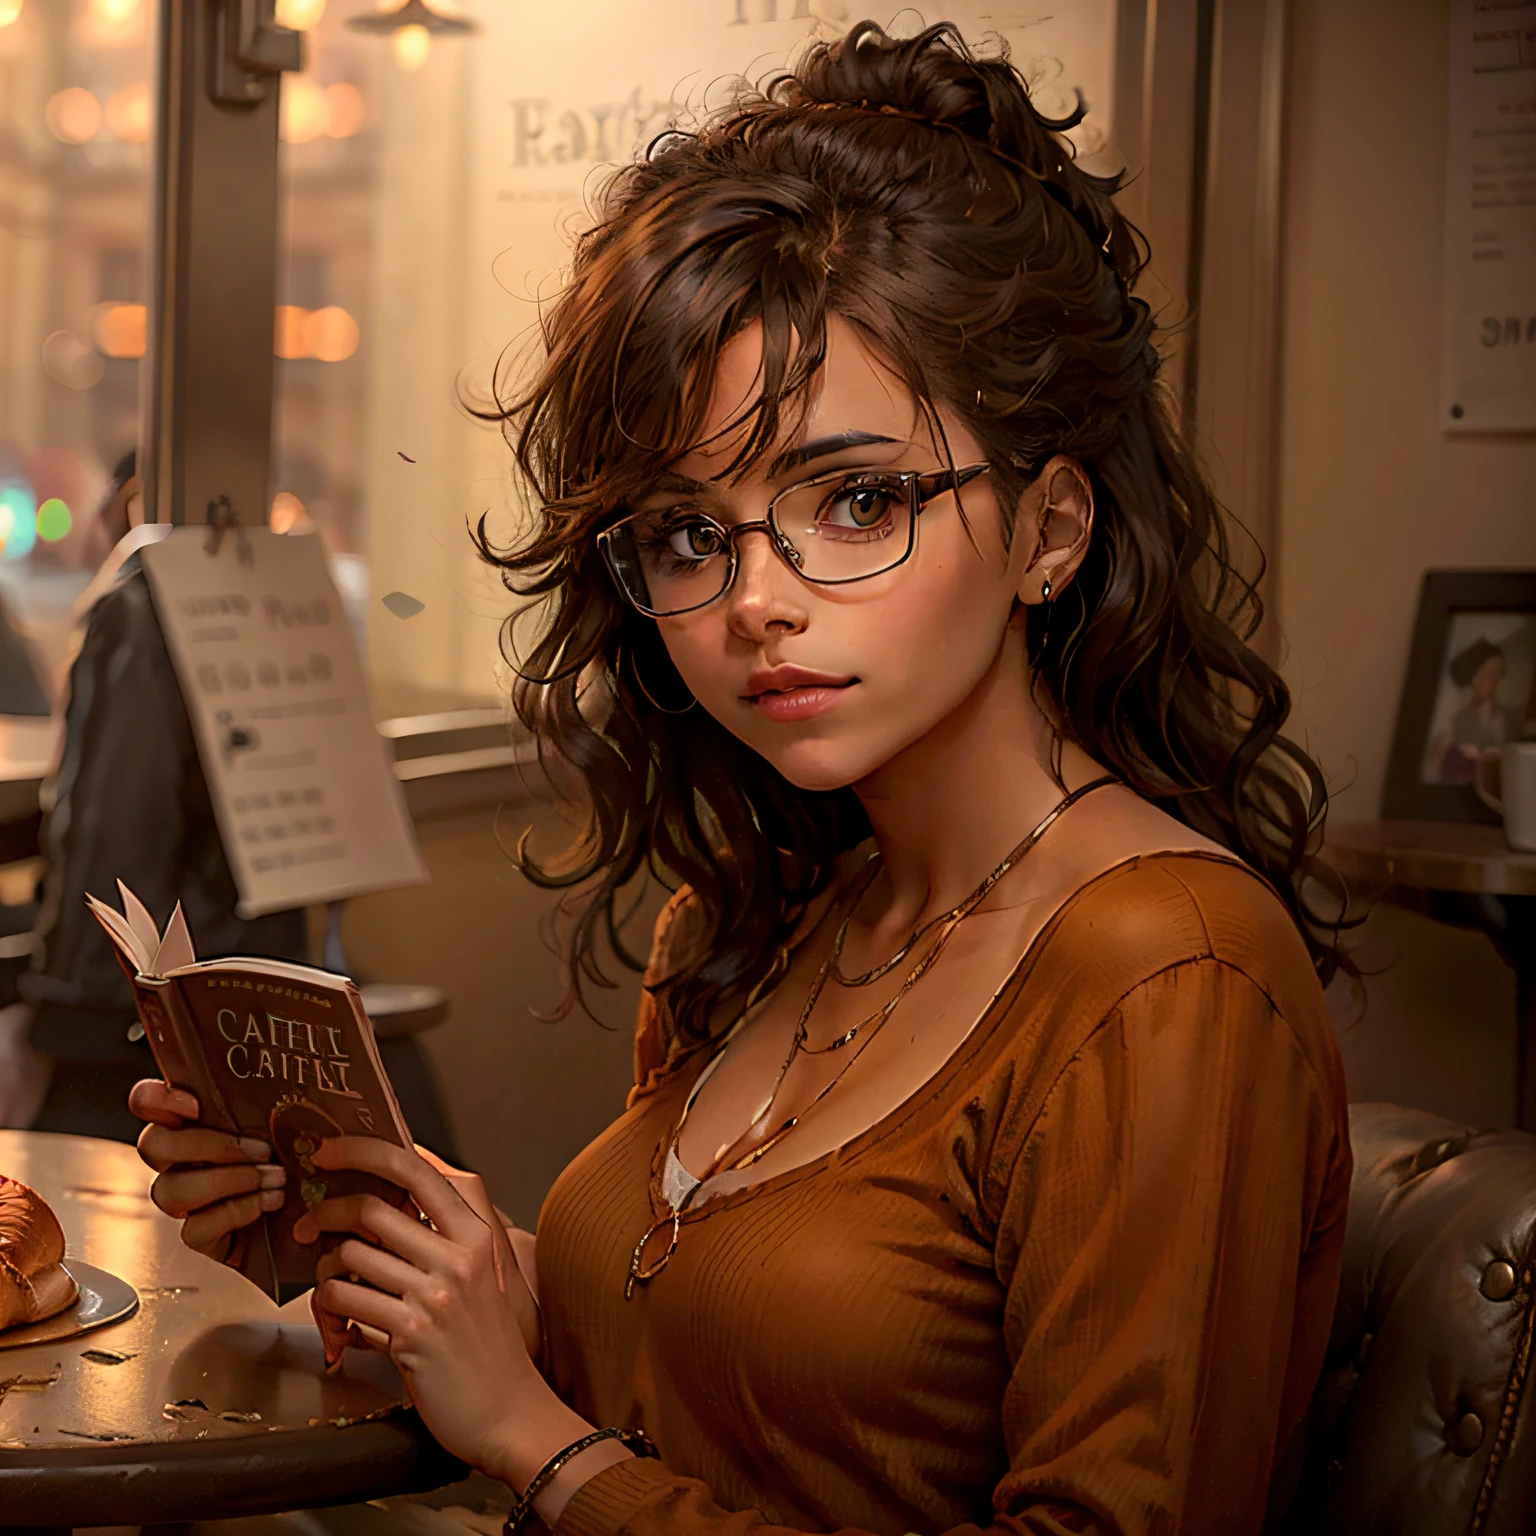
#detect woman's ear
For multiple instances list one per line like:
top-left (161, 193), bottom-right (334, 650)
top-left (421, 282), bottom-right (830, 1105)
top-left (1014, 456), bottom-right (1093, 606)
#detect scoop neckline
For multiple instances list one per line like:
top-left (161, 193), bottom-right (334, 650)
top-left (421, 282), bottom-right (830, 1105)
top-left (656, 847), bottom-right (1258, 1223)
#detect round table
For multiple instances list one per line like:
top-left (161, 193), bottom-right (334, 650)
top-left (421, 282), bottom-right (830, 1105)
top-left (0, 1130), bottom-right (463, 1529)
top-left (1324, 819), bottom-right (1536, 1130)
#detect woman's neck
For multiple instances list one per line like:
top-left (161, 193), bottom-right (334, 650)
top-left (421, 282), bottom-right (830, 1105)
top-left (850, 621), bottom-right (1090, 938)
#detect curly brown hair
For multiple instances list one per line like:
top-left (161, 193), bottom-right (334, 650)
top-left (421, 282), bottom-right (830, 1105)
top-left (476, 19), bottom-right (1342, 1049)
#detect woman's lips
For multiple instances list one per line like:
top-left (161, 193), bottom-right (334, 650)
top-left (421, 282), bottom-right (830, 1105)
top-left (750, 684), bottom-right (854, 722)
top-left (742, 665), bottom-right (857, 723)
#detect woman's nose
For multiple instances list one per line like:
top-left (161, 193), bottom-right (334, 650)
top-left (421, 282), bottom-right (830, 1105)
top-left (725, 526), bottom-right (809, 640)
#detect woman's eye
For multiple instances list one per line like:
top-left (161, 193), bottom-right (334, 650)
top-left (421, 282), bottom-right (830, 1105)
top-left (819, 482), bottom-right (900, 532)
top-left (665, 520), bottom-right (724, 561)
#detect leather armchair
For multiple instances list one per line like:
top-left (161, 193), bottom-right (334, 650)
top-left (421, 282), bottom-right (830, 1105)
top-left (1275, 1102), bottom-right (1535, 1533)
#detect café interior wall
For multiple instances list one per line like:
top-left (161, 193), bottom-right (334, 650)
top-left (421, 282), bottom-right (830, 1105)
top-left (1275, 0), bottom-right (1536, 1125)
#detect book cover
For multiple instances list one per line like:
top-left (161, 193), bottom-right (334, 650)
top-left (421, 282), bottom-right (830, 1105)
top-left (89, 883), bottom-right (415, 1304)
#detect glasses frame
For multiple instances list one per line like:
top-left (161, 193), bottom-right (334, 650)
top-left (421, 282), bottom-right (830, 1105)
top-left (597, 461), bottom-right (991, 619)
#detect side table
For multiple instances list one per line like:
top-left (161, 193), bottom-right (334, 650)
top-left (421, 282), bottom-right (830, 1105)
top-left (1324, 820), bottom-right (1536, 1130)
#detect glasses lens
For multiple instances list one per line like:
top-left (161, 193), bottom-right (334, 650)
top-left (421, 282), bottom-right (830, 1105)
top-left (604, 510), bottom-right (732, 615)
top-left (773, 473), bottom-right (914, 583)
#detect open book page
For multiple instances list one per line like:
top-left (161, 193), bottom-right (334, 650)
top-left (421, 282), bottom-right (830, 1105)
top-left (85, 893), bottom-right (152, 976)
top-left (152, 902), bottom-right (196, 975)
top-left (116, 879), bottom-right (163, 964)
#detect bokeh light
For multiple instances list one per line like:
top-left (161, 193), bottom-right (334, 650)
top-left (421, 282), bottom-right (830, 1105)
top-left (269, 491), bottom-right (312, 534)
top-left (304, 306), bottom-right (360, 362)
top-left (46, 88), bottom-right (101, 144)
top-left (0, 2), bottom-right (23, 29)
top-left (104, 81), bottom-right (151, 143)
top-left (325, 82), bottom-right (366, 138)
top-left (393, 24), bottom-right (430, 71)
top-left (280, 75), bottom-right (328, 144)
top-left (275, 0), bottom-right (326, 27)
top-left (94, 302), bottom-right (147, 358)
top-left (274, 305), bottom-right (309, 360)
top-left (0, 485), bottom-right (38, 561)
top-left (37, 498), bottom-right (73, 543)
top-left (40, 330), bottom-right (104, 390)
top-left (90, 0), bottom-right (140, 22)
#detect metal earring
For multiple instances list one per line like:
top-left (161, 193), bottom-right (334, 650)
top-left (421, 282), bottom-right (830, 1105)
top-left (1041, 576), bottom-right (1052, 601)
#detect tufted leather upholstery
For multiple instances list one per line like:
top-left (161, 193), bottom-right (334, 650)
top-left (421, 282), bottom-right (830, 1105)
top-left (1273, 1102), bottom-right (1536, 1534)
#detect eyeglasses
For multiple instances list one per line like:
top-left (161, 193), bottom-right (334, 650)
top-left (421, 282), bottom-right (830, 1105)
top-left (597, 462), bottom-right (990, 618)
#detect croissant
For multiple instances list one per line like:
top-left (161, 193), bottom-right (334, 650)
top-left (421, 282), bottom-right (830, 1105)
top-left (0, 1175), bottom-right (79, 1331)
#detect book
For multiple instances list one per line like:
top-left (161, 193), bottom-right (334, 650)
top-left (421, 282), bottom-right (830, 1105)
top-left (88, 882), bottom-right (415, 1305)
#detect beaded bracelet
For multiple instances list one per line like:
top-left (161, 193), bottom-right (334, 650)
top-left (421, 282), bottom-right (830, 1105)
top-left (504, 1426), bottom-right (658, 1536)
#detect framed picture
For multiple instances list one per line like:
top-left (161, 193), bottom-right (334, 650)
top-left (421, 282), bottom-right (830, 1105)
top-left (1383, 570), bottom-right (1536, 822)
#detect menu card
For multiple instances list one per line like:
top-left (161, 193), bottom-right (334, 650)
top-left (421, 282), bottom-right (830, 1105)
top-left (141, 527), bottom-right (428, 918)
top-left (1438, 0), bottom-right (1536, 433)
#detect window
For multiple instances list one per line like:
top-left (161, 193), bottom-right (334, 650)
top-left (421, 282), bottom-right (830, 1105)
top-left (0, 0), bottom-right (154, 703)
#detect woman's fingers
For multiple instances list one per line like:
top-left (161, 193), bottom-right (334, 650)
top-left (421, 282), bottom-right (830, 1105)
top-left (180, 1189), bottom-right (281, 1257)
top-left (310, 1137), bottom-right (477, 1244)
top-left (333, 1236), bottom-right (423, 1300)
top-left (138, 1121), bottom-right (270, 1174)
top-left (129, 1078), bottom-right (199, 1127)
top-left (316, 1275), bottom-right (411, 1339)
top-left (297, 1191), bottom-right (445, 1272)
top-left (310, 1251), bottom-right (359, 1364)
top-left (151, 1161), bottom-right (284, 1219)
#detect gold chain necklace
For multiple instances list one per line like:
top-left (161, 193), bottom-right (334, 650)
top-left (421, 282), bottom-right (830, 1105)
top-left (623, 775), bottom-right (1117, 1298)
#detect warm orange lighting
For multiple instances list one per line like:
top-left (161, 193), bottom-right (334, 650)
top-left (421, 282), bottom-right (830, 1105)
top-left (269, 491), bottom-right (312, 534)
top-left (45, 88), bottom-right (102, 144)
top-left (274, 0), bottom-right (325, 27)
top-left (104, 81), bottom-right (151, 143)
top-left (304, 306), bottom-right (359, 362)
top-left (90, 0), bottom-right (140, 22)
top-left (93, 303), bottom-right (147, 359)
top-left (325, 82), bottom-right (365, 138)
top-left (393, 23), bottom-right (430, 70)
top-left (273, 305), bottom-right (309, 360)
top-left (280, 75), bottom-right (328, 144)
top-left (0, 1), bottom-right (24, 29)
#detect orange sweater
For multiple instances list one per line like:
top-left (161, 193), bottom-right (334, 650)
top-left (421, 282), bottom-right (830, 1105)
top-left (537, 854), bottom-right (1352, 1535)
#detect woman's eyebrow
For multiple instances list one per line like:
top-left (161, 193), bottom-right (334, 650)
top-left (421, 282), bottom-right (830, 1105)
top-left (768, 431), bottom-right (900, 476)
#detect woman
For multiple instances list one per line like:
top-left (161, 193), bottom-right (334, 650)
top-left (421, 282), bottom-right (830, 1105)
top-left (133, 22), bottom-right (1351, 1536)
top-left (1428, 636), bottom-right (1512, 785)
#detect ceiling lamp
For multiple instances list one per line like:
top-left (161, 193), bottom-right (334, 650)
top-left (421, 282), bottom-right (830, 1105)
top-left (346, 1), bottom-right (475, 71)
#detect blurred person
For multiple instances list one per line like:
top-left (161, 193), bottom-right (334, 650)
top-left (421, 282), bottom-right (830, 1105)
top-left (0, 590), bottom-right (50, 717)
top-left (7, 452), bottom-right (307, 1138)
top-left (132, 24), bottom-right (1351, 1536)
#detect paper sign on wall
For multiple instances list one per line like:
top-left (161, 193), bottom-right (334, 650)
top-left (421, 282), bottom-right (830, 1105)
top-left (1439, 0), bottom-right (1536, 434)
top-left (141, 527), bottom-right (428, 918)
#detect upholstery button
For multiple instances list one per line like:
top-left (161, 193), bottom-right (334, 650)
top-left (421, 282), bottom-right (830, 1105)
top-left (1482, 1260), bottom-right (1518, 1302)
top-left (1450, 1411), bottom-right (1484, 1456)
top-left (1354, 1332), bottom-right (1374, 1371)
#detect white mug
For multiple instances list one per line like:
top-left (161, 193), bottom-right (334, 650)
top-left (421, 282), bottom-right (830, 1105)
top-left (1474, 741), bottom-right (1536, 852)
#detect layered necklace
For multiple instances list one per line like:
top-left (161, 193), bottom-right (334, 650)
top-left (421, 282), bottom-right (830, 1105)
top-left (624, 775), bottom-right (1117, 1298)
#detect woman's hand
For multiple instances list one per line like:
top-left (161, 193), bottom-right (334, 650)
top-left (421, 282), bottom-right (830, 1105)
top-left (299, 1137), bottom-right (629, 1510)
top-left (129, 1078), bottom-right (286, 1261)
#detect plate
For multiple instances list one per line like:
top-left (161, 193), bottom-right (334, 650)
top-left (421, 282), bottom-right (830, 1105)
top-left (0, 1260), bottom-right (139, 1350)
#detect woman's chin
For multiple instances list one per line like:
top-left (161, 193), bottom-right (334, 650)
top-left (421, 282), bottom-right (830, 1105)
top-left (754, 737), bottom-right (888, 795)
